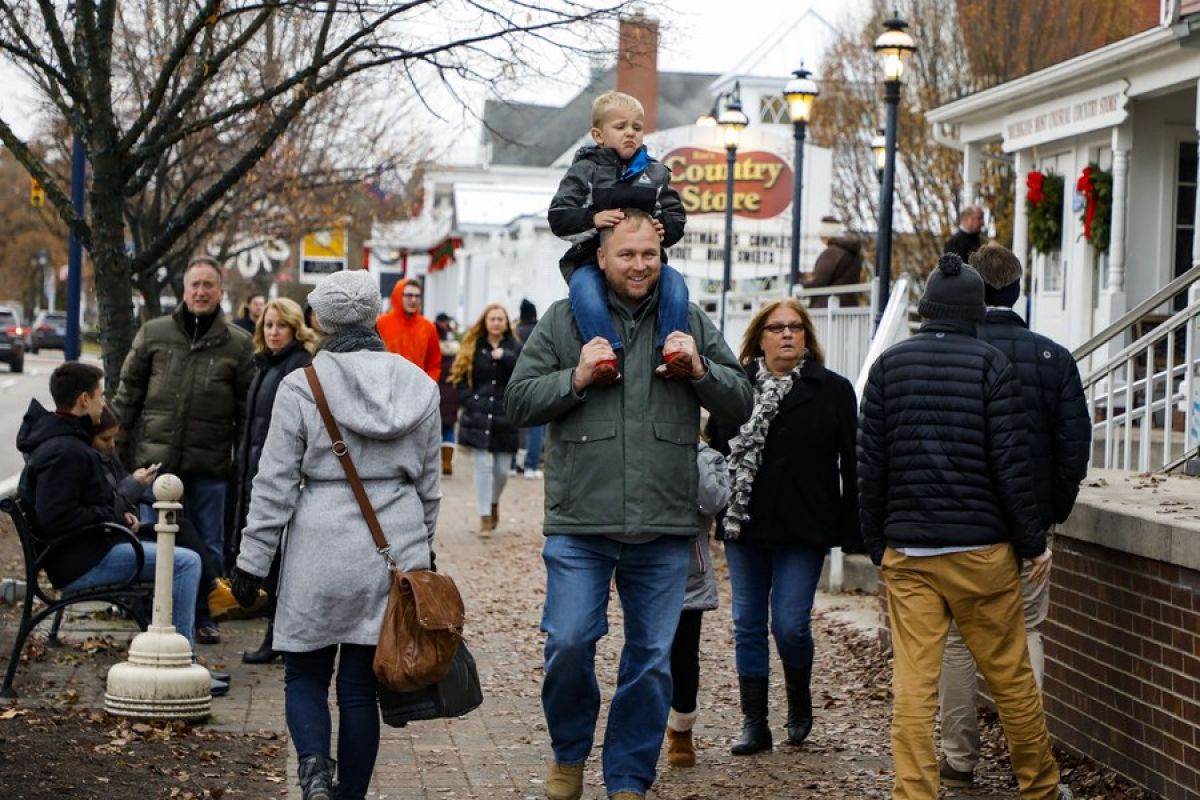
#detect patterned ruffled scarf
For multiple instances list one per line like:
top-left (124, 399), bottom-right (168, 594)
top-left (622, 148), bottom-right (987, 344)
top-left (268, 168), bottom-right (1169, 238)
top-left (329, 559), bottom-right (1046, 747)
top-left (723, 354), bottom-right (806, 540)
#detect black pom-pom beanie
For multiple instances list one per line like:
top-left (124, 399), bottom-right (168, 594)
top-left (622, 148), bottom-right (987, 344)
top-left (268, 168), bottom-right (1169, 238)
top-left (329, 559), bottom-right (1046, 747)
top-left (918, 253), bottom-right (986, 322)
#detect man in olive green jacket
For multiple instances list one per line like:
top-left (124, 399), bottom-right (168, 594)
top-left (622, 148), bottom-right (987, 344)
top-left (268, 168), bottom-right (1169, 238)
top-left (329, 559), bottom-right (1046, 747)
top-left (505, 209), bottom-right (752, 800)
top-left (113, 257), bottom-right (255, 578)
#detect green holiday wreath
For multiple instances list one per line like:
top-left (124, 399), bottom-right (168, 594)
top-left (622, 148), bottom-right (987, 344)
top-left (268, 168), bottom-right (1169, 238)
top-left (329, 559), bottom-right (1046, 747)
top-left (1026, 170), bottom-right (1064, 255)
top-left (1077, 163), bottom-right (1113, 255)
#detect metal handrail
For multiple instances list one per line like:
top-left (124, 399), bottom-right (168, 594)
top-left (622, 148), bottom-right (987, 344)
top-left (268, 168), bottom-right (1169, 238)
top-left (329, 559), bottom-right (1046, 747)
top-left (1082, 300), bottom-right (1200, 388)
top-left (1073, 262), bottom-right (1200, 360)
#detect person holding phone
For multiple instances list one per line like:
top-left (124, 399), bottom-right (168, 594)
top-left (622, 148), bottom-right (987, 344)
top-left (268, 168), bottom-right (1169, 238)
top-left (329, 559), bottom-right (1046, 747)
top-left (91, 404), bottom-right (226, 649)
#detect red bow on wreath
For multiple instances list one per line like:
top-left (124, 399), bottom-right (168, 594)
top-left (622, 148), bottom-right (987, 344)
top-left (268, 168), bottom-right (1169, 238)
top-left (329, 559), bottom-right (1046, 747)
top-left (1076, 166), bottom-right (1097, 242)
top-left (1027, 170), bottom-right (1046, 205)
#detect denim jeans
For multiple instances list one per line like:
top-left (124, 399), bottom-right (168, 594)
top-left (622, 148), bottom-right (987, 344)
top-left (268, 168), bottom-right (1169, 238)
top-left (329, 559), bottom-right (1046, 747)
top-left (523, 425), bottom-right (545, 472)
top-left (441, 421), bottom-right (456, 444)
top-left (471, 450), bottom-right (512, 516)
top-left (541, 534), bottom-right (690, 795)
top-left (568, 264), bottom-right (691, 350)
top-left (285, 644), bottom-right (380, 800)
top-left (183, 476), bottom-right (228, 576)
top-left (63, 542), bottom-right (202, 646)
top-left (724, 540), bottom-right (826, 677)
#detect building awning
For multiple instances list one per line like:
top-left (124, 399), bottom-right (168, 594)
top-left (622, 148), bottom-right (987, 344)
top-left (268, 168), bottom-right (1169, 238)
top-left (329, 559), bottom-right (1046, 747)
top-left (453, 183), bottom-right (557, 230)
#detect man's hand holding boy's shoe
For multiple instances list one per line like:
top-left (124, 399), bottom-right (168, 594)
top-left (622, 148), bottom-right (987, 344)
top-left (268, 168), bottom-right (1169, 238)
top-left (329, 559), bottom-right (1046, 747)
top-left (231, 567), bottom-right (265, 609)
top-left (573, 337), bottom-right (620, 390)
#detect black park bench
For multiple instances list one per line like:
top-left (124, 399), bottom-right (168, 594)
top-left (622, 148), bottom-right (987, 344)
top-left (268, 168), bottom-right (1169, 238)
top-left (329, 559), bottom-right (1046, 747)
top-left (1, 495), bottom-right (154, 698)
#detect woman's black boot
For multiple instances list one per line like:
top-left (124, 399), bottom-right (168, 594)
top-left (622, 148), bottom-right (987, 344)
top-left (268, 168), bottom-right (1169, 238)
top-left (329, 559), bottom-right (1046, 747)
top-left (242, 618), bottom-right (281, 664)
top-left (297, 754), bottom-right (336, 800)
top-left (783, 665), bottom-right (814, 745)
top-left (730, 676), bottom-right (773, 755)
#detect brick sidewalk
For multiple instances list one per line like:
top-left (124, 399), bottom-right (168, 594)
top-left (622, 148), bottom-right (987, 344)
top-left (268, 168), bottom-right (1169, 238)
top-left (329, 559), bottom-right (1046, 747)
top-left (3, 454), bottom-right (1033, 799)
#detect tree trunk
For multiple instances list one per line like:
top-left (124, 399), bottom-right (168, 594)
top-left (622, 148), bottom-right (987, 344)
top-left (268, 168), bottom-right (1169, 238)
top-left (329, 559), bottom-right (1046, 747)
top-left (89, 156), bottom-right (136, 395)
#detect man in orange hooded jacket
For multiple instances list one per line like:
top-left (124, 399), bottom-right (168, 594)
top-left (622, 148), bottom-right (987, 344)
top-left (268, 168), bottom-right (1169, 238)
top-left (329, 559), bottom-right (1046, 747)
top-left (376, 279), bottom-right (441, 381)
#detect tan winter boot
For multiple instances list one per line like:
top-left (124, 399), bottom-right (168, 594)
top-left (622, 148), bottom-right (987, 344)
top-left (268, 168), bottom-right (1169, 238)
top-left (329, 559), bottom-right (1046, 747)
top-left (440, 444), bottom-right (454, 476)
top-left (543, 761), bottom-right (584, 800)
top-left (666, 708), bottom-right (698, 767)
top-left (479, 515), bottom-right (494, 538)
top-left (491, 502), bottom-right (500, 529)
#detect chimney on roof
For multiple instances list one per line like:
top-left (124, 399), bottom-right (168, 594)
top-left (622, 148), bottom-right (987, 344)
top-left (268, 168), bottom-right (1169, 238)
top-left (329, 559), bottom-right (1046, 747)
top-left (616, 8), bottom-right (659, 133)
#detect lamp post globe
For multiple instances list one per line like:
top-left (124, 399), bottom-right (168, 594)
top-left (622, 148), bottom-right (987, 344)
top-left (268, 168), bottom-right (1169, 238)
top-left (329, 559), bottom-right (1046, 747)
top-left (717, 86), bottom-right (748, 335)
top-left (783, 66), bottom-right (819, 292)
top-left (872, 11), bottom-right (916, 330)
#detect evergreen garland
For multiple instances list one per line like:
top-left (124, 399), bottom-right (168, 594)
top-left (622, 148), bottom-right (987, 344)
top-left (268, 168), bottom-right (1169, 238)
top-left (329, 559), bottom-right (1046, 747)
top-left (1026, 170), bottom-right (1064, 255)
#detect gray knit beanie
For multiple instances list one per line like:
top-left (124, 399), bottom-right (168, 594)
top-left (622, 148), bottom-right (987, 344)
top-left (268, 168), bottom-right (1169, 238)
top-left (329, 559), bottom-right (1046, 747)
top-left (307, 269), bottom-right (381, 332)
top-left (918, 253), bottom-right (986, 322)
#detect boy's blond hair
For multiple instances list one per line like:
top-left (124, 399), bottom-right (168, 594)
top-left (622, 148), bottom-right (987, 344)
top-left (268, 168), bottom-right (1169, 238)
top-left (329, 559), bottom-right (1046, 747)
top-left (591, 91), bottom-right (644, 128)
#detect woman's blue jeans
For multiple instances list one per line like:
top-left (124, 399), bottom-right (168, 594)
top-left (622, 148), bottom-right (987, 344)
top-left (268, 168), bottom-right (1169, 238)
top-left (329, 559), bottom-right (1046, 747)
top-left (568, 263), bottom-right (690, 349)
top-left (285, 644), bottom-right (380, 800)
top-left (724, 540), bottom-right (826, 677)
top-left (540, 534), bottom-right (689, 795)
top-left (63, 542), bottom-right (201, 646)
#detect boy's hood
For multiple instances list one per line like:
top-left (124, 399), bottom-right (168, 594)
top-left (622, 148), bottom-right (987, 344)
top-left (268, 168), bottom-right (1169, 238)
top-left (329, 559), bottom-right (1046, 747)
top-left (16, 399), bottom-right (90, 454)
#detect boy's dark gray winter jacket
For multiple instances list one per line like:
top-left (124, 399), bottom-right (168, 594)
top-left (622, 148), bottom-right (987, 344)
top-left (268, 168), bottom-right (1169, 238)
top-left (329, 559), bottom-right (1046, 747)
top-left (548, 145), bottom-right (685, 279)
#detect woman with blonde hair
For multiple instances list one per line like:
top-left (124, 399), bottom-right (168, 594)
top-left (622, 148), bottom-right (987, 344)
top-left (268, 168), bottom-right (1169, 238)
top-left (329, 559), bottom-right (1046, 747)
top-left (231, 297), bottom-right (316, 663)
top-left (449, 303), bottom-right (521, 537)
top-left (704, 297), bottom-right (860, 756)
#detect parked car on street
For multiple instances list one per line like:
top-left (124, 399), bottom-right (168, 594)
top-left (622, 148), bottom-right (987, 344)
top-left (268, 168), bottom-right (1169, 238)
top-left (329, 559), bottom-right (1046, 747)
top-left (0, 308), bottom-right (26, 372)
top-left (30, 310), bottom-right (68, 353)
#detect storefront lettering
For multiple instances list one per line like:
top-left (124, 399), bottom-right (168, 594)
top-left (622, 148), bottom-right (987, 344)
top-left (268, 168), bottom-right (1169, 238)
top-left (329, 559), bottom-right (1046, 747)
top-left (1001, 81), bottom-right (1128, 152)
top-left (662, 147), bottom-right (794, 218)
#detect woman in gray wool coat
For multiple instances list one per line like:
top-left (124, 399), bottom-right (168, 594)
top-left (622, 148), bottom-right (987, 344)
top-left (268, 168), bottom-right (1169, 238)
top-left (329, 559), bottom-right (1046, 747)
top-left (231, 269), bottom-right (442, 800)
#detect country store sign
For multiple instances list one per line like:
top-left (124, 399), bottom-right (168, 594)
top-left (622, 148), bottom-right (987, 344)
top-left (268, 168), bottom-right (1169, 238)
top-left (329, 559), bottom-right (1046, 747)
top-left (662, 148), bottom-right (793, 218)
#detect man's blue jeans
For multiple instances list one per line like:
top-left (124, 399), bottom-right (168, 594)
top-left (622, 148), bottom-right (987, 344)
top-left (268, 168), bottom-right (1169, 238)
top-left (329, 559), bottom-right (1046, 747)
top-left (541, 534), bottom-right (689, 796)
top-left (183, 476), bottom-right (227, 575)
top-left (285, 644), bottom-right (379, 800)
top-left (724, 540), bottom-right (826, 677)
top-left (63, 542), bottom-right (202, 646)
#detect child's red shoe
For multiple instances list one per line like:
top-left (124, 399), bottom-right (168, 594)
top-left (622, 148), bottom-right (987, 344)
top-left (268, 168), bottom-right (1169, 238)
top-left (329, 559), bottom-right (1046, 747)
top-left (658, 350), bottom-right (693, 380)
top-left (592, 357), bottom-right (621, 385)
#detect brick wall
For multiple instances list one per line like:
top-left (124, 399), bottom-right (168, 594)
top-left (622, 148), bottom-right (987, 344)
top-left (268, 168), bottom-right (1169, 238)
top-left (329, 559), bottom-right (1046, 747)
top-left (1044, 535), bottom-right (1200, 800)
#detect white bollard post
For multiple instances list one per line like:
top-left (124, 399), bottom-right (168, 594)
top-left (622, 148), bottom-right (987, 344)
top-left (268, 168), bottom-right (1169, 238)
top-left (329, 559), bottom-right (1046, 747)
top-left (105, 474), bottom-right (211, 720)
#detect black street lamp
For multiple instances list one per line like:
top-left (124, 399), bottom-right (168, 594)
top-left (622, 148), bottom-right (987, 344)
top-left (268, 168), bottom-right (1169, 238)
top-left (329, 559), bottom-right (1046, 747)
top-left (873, 12), bottom-right (916, 330)
top-left (717, 83), bottom-right (748, 335)
top-left (783, 67), bottom-right (820, 294)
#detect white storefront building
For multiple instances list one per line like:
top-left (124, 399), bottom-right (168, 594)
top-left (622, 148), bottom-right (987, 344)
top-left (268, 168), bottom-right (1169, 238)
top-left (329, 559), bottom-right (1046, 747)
top-left (928, 4), bottom-right (1200, 356)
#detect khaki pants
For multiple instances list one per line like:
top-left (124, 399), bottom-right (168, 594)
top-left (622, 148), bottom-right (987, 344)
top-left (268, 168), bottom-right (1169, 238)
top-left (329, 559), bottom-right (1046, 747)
top-left (940, 556), bottom-right (1050, 773)
top-left (882, 545), bottom-right (1059, 800)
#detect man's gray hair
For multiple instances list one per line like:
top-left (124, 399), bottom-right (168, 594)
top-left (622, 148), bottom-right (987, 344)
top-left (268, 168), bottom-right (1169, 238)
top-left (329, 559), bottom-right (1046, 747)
top-left (184, 255), bottom-right (224, 285)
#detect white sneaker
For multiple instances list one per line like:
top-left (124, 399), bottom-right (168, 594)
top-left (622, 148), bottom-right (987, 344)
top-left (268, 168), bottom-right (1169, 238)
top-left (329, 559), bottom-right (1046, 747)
top-left (523, 469), bottom-right (543, 479)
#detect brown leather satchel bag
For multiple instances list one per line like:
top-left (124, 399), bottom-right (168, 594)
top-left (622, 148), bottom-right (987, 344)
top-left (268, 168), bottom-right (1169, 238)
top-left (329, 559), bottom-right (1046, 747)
top-left (304, 365), bottom-right (464, 692)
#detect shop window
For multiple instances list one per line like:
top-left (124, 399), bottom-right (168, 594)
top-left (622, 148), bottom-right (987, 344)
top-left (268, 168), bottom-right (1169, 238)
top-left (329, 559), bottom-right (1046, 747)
top-left (760, 95), bottom-right (789, 125)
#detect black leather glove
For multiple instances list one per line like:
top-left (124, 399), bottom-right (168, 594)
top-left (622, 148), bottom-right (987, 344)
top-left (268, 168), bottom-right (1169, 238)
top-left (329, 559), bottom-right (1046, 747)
top-left (230, 566), bottom-right (264, 609)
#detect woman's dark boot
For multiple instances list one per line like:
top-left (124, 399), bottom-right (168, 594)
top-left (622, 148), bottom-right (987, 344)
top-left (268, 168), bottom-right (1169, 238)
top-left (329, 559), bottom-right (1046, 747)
top-left (730, 676), bottom-right (772, 755)
top-left (242, 618), bottom-right (281, 664)
top-left (297, 754), bottom-right (336, 800)
top-left (783, 665), bottom-right (814, 745)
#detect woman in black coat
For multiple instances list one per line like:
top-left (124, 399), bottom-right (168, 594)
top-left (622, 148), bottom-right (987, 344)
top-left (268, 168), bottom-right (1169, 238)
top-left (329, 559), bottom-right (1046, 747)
top-left (705, 297), bottom-right (859, 756)
top-left (233, 297), bottom-right (315, 662)
top-left (448, 303), bottom-right (521, 537)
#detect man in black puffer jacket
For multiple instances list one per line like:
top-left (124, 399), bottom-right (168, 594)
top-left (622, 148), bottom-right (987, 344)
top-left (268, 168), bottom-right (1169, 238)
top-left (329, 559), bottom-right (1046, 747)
top-left (858, 254), bottom-right (1067, 800)
top-left (937, 244), bottom-right (1091, 789)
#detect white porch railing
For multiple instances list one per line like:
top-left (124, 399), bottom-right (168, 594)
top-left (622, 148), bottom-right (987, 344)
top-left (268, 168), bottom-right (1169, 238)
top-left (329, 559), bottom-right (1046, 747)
top-left (720, 282), bottom-right (876, 381)
top-left (1075, 263), bottom-right (1200, 472)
